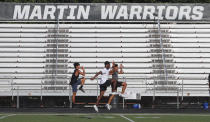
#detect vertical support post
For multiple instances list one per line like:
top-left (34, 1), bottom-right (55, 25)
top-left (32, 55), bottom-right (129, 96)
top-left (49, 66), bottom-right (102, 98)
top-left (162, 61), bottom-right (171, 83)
top-left (17, 86), bottom-right (19, 109)
top-left (11, 79), bottom-right (14, 101)
top-left (122, 76), bottom-right (126, 109)
top-left (95, 24), bottom-right (99, 100)
top-left (120, 24), bottom-right (123, 68)
top-left (41, 81), bottom-right (43, 101)
top-left (69, 79), bottom-right (72, 108)
top-left (55, 17), bottom-right (59, 86)
top-left (177, 89), bottom-right (179, 109)
top-left (182, 80), bottom-right (184, 101)
top-left (123, 97), bottom-right (125, 109)
top-left (153, 80), bottom-right (155, 101)
top-left (153, 80), bottom-right (156, 108)
top-left (56, 18), bottom-right (59, 68)
top-left (157, 18), bottom-right (168, 90)
top-left (145, 77), bottom-right (147, 93)
top-left (52, 15), bottom-right (60, 88)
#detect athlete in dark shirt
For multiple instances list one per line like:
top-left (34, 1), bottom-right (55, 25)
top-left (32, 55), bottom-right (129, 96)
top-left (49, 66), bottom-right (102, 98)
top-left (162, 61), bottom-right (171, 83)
top-left (70, 62), bottom-right (85, 104)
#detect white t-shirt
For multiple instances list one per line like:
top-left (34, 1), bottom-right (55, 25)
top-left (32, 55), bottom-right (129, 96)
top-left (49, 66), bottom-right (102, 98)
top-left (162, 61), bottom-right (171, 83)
top-left (99, 68), bottom-right (111, 84)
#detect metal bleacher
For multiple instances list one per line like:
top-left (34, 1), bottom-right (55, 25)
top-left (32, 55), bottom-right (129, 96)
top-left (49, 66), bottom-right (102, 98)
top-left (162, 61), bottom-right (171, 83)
top-left (0, 23), bottom-right (209, 100)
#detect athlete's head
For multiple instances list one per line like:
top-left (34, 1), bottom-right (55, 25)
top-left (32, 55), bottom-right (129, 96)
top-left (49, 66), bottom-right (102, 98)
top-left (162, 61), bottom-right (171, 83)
top-left (114, 64), bottom-right (118, 71)
top-left (74, 62), bottom-right (80, 69)
top-left (104, 61), bottom-right (110, 69)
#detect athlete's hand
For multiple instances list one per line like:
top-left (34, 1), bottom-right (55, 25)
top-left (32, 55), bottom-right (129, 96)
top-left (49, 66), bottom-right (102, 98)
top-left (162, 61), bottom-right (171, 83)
top-left (120, 64), bottom-right (123, 69)
top-left (90, 77), bottom-right (95, 80)
top-left (112, 61), bottom-right (115, 65)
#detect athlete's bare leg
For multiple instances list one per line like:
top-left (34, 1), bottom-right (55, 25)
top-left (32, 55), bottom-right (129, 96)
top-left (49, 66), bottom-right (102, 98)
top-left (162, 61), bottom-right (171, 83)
top-left (121, 82), bottom-right (127, 94)
top-left (107, 80), bottom-right (117, 105)
top-left (96, 90), bottom-right (105, 106)
top-left (107, 94), bottom-right (116, 105)
top-left (79, 78), bottom-right (86, 93)
top-left (80, 78), bottom-right (85, 86)
top-left (72, 92), bottom-right (76, 104)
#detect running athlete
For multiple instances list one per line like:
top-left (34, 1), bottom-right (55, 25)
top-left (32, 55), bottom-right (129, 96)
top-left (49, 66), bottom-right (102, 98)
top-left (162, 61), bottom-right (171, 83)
top-left (70, 62), bottom-right (86, 104)
top-left (90, 61), bottom-right (116, 112)
top-left (107, 63), bottom-right (127, 106)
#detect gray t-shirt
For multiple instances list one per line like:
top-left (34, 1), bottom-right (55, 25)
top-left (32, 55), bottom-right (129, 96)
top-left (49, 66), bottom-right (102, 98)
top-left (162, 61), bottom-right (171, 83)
top-left (112, 71), bottom-right (118, 81)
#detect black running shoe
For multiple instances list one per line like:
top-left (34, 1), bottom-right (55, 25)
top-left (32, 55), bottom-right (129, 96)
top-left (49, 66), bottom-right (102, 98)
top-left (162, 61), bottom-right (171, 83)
top-left (79, 87), bottom-right (85, 93)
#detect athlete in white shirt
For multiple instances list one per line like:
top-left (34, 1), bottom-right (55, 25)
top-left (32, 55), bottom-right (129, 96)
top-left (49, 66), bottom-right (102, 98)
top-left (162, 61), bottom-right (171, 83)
top-left (91, 61), bottom-right (116, 112)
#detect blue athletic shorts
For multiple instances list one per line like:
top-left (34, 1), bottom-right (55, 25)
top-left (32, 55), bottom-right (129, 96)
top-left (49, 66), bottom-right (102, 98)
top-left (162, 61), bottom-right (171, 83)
top-left (71, 78), bottom-right (81, 93)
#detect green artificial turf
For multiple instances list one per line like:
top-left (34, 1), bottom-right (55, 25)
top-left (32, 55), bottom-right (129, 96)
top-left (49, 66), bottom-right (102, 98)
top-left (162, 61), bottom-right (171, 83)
top-left (0, 114), bottom-right (210, 122)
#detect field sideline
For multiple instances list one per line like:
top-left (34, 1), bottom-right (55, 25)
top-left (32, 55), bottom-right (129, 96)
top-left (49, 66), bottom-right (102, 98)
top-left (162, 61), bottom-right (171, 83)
top-left (0, 113), bottom-right (210, 122)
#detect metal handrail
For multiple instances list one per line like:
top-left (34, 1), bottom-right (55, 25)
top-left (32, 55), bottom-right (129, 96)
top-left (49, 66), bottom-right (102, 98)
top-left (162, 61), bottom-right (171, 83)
top-left (0, 75), bottom-right (209, 110)
top-left (0, 75), bottom-right (209, 91)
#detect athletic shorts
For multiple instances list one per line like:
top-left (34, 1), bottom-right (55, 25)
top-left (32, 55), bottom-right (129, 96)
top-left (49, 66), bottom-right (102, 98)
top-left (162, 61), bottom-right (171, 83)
top-left (71, 78), bottom-right (81, 93)
top-left (99, 80), bottom-right (111, 91)
top-left (111, 81), bottom-right (123, 91)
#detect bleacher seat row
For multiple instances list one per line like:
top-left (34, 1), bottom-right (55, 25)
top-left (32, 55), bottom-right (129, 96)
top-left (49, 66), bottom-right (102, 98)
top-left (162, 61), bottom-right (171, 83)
top-left (0, 23), bottom-right (209, 97)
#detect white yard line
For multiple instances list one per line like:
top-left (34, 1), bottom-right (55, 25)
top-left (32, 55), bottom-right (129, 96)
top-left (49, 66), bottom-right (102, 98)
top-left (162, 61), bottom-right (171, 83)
top-left (136, 117), bottom-right (160, 118)
top-left (84, 115), bottom-right (115, 119)
top-left (118, 113), bottom-right (210, 116)
top-left (103, 116), bottom-right (115, 118)
top-left (0, 114), bottom-right (16, 120)
top-left (119, 115), bottom-right (135, 122)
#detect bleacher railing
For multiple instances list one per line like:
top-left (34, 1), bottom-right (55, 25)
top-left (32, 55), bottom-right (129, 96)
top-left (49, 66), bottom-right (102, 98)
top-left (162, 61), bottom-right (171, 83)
top-left (0, 75), bottom-right (209, 109)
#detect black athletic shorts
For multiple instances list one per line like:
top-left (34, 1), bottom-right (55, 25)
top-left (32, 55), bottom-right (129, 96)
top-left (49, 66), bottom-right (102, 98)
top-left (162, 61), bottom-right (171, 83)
top-left (111, 81), bottom-right (123, 91)
top-left (100, 80), bottom-right (111, 91)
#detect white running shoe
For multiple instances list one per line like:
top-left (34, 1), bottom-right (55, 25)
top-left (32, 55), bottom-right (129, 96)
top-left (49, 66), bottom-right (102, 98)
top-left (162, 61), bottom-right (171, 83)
top-left (111, 92), bottom-right (119, 95)
top-left (119, 93), bottom-right (126, 98)
top-left (106, 104), bottom-right (111, 110)
top-left (93, 105), bottom-right (98, 112)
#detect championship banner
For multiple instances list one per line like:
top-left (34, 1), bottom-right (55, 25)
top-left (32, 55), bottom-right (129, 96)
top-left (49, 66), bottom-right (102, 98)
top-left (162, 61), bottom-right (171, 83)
top-left (0, 3), bottom-right (209, 21)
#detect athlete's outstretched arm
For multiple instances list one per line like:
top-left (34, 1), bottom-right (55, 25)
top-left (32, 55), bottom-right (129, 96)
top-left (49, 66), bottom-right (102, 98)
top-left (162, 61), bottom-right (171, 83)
top-left (78, 66), bottom-right (85, 76)
top-left (109, 61), bottom-right (115, 75)
top-left (112, 61), bottom-right (115, 68)
top-left (91, 71), bottom-right (102, 80)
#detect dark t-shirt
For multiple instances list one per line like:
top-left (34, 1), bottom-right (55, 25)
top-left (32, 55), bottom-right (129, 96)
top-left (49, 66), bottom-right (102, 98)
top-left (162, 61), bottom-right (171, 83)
top-left (70, 69), bottom-right (79, 85)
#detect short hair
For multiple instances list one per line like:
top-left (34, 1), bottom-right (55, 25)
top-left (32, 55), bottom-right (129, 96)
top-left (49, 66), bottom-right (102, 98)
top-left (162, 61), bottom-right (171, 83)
top-left (114, 64), bottom-right (118, 67)
top-left (74, 62), bottom-right (80, 68)
top-left (104, 61), bottom-right (110, 66)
